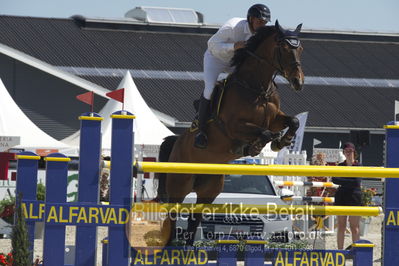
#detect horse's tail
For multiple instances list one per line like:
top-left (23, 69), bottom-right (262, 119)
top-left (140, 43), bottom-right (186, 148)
top-left (155, 135), bottom-right (178, 202)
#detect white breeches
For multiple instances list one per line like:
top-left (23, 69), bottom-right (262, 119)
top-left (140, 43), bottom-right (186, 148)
top-left (203, 50), bottom-right (235, 100)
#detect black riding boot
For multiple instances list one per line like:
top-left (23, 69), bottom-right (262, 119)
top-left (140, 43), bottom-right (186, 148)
top-left (194, 96), bottom-right (211, 149)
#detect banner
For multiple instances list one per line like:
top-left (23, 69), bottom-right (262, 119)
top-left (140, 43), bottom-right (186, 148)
top-left (313, 138), bottom-right (321, 147)
top-left (275, 112), bottom-right (308, 163)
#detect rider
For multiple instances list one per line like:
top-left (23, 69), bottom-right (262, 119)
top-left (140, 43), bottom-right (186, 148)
top-left (194, 4), bottom-right (271, 149)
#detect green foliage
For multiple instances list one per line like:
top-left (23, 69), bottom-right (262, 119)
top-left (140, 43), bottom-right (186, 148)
top-left (0, 194), bottom-right (15, 224)
top-left (0, 182), bottom-right (46, 225)
top-left (11, 193), bottom-right (31, 266)
top-left (0, 252), bottom-right (13, 265)
top-left (36, 182), bottom-right (46, 201)
top-left (193, 240), bottom-right (217, 248)
top-left (361, 187), bottom-right (376, 206)
top-left (193, 239), bottom-right (312, 250)
top-left (0, 195), bottom-right (15, 213)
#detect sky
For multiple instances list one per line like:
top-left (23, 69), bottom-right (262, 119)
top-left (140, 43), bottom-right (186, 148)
top-left (2, 0), bottom-right (399, 33)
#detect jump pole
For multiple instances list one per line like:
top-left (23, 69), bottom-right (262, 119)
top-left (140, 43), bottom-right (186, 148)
top-left (132, 202), bottom-right (382, 216)
top-left (137, 162), bottom-right (399, 178)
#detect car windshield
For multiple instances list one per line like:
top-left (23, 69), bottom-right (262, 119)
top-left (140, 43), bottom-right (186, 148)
top-left (222, 174), bottom-right (275, 195)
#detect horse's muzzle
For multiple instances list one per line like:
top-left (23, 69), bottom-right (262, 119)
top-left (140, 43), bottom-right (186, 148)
top-left (290, 77), bottom-right (303, 91)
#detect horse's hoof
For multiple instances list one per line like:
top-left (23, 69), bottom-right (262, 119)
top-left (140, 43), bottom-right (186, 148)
top-left (260, 130), bottom-right (272, 142)
top-left (271, 140), bottom-right (281, 152)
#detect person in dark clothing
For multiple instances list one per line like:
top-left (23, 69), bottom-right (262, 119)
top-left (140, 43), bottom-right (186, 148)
top-left (332, 142), bottom-right (362, 249)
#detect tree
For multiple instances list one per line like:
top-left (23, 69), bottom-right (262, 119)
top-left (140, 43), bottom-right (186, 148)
top-left (11, 193), bottom-right (31, 266)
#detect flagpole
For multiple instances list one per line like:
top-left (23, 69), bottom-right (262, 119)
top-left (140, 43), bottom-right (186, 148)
top-left (91, 91), bottom-right (94, 114)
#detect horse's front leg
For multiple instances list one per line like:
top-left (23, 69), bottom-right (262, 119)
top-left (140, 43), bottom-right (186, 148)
top-left (230, 121), bottom-right (275, 142)
top-left (228, 121), bottom-right (279, 156)
top-left (269, 112), bottom-right (299, 151)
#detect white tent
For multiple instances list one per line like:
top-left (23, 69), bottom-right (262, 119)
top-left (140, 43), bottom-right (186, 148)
top-left (0, 78), bottom-right (70, 152)
top-left (62, 71), bottom-right (173, 156)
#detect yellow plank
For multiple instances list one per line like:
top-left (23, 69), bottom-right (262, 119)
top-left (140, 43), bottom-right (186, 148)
top-left (137, 161), bottom-right (399, 178)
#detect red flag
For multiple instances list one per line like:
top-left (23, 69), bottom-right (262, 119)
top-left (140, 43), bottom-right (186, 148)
top-left (106, 88), bottom-right (125, 103)
top-left (76, 91), bottom-right (94, 105)
top-left (0, 152), bottom-right (15, 181)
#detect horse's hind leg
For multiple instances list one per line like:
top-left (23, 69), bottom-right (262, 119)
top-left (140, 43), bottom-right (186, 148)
top-left (163, 173), bottom-right (195, 246)
top-left (185, 174), bottom-right (224, 245)
top-left (270, 112), bottom-right (299, 151)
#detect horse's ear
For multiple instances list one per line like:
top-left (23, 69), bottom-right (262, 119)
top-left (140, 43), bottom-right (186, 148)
top-left (294, 23), bottom-right (303, 34)
top-left (275, 20), bottom-right (284, 33)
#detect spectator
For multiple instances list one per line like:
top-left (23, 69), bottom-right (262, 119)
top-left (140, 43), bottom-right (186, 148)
top-left (307, 152), bottom-right (335, 198)
top-left (332, 142), bottom-right (362, 249)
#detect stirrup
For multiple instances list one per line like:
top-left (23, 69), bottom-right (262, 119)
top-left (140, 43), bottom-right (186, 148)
top-left (194, 132), bottom-right (208, 149)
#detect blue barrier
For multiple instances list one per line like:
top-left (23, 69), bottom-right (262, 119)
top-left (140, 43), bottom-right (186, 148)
top-left (15, 111), bottom-right (398, 265)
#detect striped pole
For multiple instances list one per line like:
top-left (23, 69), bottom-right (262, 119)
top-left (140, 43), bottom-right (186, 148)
top-left (274, 180), bottom-right (339, 188)
top-left (282, 196), bottom-right (335, 203)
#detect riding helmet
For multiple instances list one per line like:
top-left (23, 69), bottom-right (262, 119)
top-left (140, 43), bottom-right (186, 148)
top-left (247, 4), bottom-right (271, 22)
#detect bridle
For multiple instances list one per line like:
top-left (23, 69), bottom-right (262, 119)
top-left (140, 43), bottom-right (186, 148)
top-left (245, 37), bottom-right (302, 79)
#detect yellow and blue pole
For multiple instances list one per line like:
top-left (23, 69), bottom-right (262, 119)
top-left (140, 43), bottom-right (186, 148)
top-left (107, 111), bottom-right (135, 265)
top-left (75, 113), bottom-right (103, 265)
top-left (383, 123), bottom-right (399, 266)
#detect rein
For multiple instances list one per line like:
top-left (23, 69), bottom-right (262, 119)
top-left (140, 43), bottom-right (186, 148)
top-left (245, 38), bottom-right (302, 80)
top-left (245, 48), bottom-right (284, 75)
top-left (229, 76), bottom-right (275, 99)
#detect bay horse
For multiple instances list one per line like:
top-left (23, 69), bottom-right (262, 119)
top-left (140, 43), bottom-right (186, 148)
top-left (156, 20), bottom-right (304, 245)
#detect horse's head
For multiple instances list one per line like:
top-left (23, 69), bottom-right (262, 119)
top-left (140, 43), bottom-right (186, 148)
top-left (231, 22), bottom-right (304, 91)
top-left (274, 20), bottom-right (304, 91)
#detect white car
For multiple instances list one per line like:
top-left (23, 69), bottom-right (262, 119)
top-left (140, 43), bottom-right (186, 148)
top-left (177, 174), bottom-right (293, 242)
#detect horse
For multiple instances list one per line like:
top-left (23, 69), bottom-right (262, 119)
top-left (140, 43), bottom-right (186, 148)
top-left (156, 20), bottom-right (304, 246)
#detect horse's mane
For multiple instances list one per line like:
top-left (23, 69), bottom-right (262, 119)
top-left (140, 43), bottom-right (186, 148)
top-left (231, 26), bottom-right (277, 68)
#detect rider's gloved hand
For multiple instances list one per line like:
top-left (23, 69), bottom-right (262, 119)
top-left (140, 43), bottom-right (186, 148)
top-left (234, 41), bottom-right (246, 50)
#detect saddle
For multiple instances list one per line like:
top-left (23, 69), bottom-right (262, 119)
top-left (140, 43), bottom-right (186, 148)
top-left (190, 78), bottom-right (277, 157)
top-left (190, 79), bottom-right (226, 132)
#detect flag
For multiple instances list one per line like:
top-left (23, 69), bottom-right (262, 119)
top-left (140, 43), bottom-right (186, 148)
top-left (106, 88), bottom-right (125, 103)
top-left (76, 91), bottom-right (94, 105)
top-left (395, 100), bottom-right (399, 121)
top-left (313, 138), bottom-right (321, 147)
top-left (275, 111), bottom-right (308, 163)
top-left (289, 112), bottom-right (308, 152)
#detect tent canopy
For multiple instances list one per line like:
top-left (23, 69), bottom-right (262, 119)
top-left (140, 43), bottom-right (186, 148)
top-left (0, 79), bottom-right (69, 152)
top-left (0, 78), bottom-right (70, 152)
